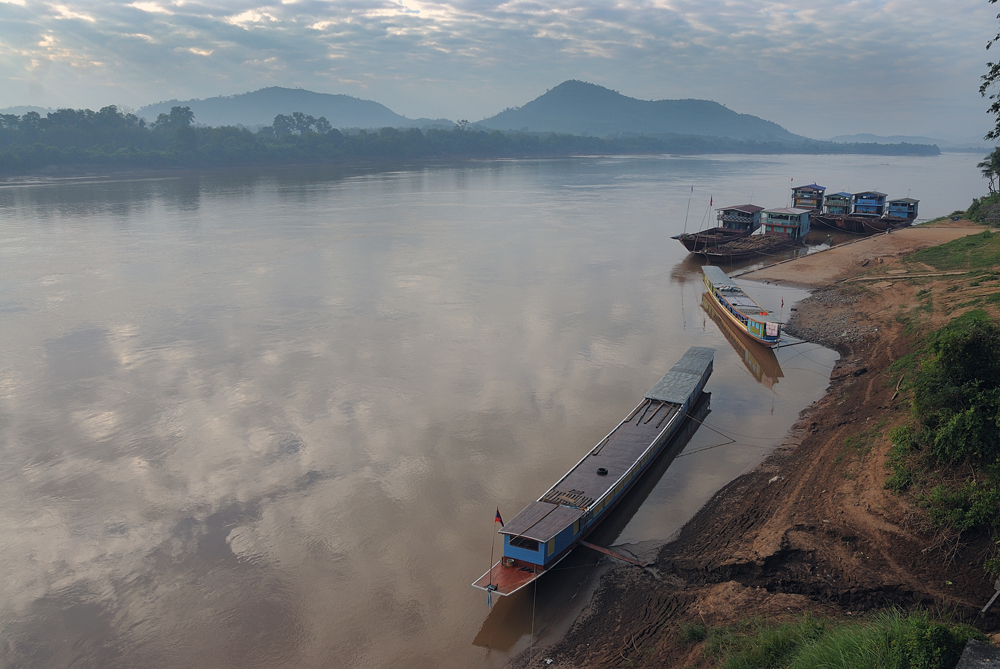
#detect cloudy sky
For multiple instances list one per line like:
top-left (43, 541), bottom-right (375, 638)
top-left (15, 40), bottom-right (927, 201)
top-left (0, 0), bottom-right (996, 141)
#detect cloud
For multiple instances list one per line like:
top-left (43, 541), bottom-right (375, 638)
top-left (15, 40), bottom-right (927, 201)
top-left (0, 0), bottom-right (994, 137)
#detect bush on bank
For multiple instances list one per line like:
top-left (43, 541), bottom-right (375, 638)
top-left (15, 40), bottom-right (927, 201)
top-left (886, 309), bottom-right (1000, 577)
top-left (696, 610), bottom-right (982, 669)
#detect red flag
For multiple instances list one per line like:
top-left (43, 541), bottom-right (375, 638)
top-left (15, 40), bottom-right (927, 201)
top-left (781, 298), bottom-right (784, 308)
top-left (710, 196), bottom-right (713, 207)
top-left (495, 508), bottom-right (504, 527)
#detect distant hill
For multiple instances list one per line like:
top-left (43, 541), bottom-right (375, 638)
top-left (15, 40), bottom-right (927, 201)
top-left (476, 80), bottom-right (807, 143)
top-left (0, 106), bottom-right (54, 117)
top-left (137, 88), bottom-right (452, 130)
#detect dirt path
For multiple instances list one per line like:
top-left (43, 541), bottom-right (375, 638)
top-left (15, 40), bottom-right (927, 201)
top-left (519, 222), bottom-right (1000, 668)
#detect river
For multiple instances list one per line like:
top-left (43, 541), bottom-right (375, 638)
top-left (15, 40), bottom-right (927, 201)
top-left (0, 153), bottom-right (983, 668)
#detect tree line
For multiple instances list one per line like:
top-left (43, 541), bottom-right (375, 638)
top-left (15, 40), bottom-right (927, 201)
top-left (0, 105), bottom-right (940, 175)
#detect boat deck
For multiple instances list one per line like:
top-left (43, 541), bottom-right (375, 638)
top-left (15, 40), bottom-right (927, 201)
top-left (471, 559), bottom-right (542, 596)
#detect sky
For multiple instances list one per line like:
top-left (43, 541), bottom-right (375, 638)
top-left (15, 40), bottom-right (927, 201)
top-left (0, 0), bottom-right (997, 141)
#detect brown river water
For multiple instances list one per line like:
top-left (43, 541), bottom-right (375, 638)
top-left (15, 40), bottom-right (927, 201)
top-left (0, 154), bottom-right (983, 667)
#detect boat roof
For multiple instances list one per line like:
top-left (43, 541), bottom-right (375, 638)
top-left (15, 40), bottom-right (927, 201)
top-left (719, 204), bottom-right (764, 214)
top-left (792, 184), bottom-right (825, 192)
top-left (500, 501), bottom-right (584, 542)
top-left (853, 190), bottom-right (887, 197)
top-left (501, 347), bottom-right (714, 544)
top-left (702, 265), bottom-right (739, 290)
top-left (827, 192), bottom-right (852, 198)
top-left (888, 197), bottom-right (919, 204)
top-left (703, 266), bottom-right (780, 323)
top-left (763, 207), bottom-right (812, 215)
top-left (646, 346), bottom-right (715, 405)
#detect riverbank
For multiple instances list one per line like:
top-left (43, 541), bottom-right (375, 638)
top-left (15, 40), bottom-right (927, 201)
top-left (519, 221), bottom-right (1000, 668)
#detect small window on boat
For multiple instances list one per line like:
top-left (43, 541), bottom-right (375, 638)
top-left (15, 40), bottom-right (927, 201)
top-left (573, 519), bottom-right (580, 535)
top-left (510, 536), bottom-right (540, 551)
top-left (547, 538), bottom-right (555, 555)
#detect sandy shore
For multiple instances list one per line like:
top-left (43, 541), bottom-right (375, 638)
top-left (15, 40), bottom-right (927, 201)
top-left (517, 221), bottom-right (1000, 668)
top-left (741, 222), bottom-right (984, 287)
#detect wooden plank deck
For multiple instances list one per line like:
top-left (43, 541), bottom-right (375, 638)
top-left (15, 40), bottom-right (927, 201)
top-left (472, 560), bottom-right (541, 596)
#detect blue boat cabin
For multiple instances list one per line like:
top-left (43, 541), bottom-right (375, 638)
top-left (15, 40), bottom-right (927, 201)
top-left (887, 198), bottom-right (919, 220)
top-left (762, 208), bottom-right (811, 238)
top-left (823, 192), bottom-right (852, 215)
top-left (852, 191), bottom-right (887, 217)
top-left (791, 184), bottom-right (825, 210)
top-left (717, 204), bottom-right (764, 231)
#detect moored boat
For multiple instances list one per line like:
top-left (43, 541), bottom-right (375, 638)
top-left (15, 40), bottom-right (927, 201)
top-left (701, 292), bottom-right (783, 388)
top-left (472, 346), bottom-right (715, 597)
top-left (673, 204), bottom-right (764, 253)
top-left (702, 266), bottom-right (781, 347)
top-left (699, 234), bottom-right (801, 263)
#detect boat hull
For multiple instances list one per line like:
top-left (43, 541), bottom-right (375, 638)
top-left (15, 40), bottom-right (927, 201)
top-left (673, 226), bottom-right (754, 253)
top-left (700, 235), bottom-right (800, 263)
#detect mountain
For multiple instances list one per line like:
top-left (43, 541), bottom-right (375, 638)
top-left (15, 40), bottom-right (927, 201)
top-left (827, 133), bottom-right (988, 152)
top-left (476, 80), bottom-right (807, 143)
top-left (137, 88), bottom-right (452, 130)
top-left (0, 106), bottom-right (54, 117)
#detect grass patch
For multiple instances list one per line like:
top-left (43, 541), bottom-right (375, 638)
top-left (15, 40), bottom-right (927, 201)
top-left (906, 230), bottom-right (1000, 271)
top-left (702, 610), bottom-right (982, 669)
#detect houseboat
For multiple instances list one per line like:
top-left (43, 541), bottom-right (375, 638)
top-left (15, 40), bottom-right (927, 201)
top-left (887, 197), bottom-right (919, 221)
top-left (472, 347), bottom-right (715, 597)
top-left (702, 266), bottom-right (781, 347)
top-left (673, 204), bottom-right (764, 253)
top-left (852, 191), bottom-right (888, 217)
top-left (823, 192), bottom-right (852, 216)
top-left (791, 184), bottom-right (825, 210)
top-left (700, 207), bottom-right (810, 263)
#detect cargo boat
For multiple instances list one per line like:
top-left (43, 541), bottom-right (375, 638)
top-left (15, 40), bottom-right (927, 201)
top-left (702, 265), bottom-right (781, 347)
top-left (472, 347), bottom-right (715, 597)
top-left (673, 204), bottom-right (764, 254)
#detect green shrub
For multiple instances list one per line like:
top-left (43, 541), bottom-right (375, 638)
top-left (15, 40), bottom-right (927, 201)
top-left (706, 610), bottom-right (983, 669)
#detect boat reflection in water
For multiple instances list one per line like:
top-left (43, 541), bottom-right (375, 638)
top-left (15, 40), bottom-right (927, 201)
top-left (701, 292), bottom-right (784, 389)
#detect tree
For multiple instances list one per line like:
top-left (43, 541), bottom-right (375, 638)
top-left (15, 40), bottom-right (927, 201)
top-left (153, 106), bottom-right (194, 131)
top-left (979, 147), bottom-right (1000, 193)
top-left (982, 0), bottom-right (1000, 140)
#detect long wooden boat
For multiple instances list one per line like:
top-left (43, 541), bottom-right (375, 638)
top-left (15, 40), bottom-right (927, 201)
top-left (673, 226), bottom-right (755, 253)
top-left (699, 234), bottom-right (801, 264)
top-left (472, 347), bottom-right (715, 597)
top-left (702, 266), bottom-right (781, 347)
top-left (701, 292), bottom-right (783, 388)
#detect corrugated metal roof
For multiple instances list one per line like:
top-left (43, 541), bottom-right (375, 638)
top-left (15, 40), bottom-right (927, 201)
top-left (853, 191), bottom-right (887, 197)
top-left (888, 198), bottom-right (919, 204)
top-left (702, 265), bottom-right (738, 289)
top-left (645, 346), bottom-right (714, 405)
top-left (763, 207), bottom-right (812, 216)
top-left (792, 184), bottom-right (825, 192)
top-left (500, 501), bottom-right (584, 542)
top-left (720, 204), bottom-right (765, 214)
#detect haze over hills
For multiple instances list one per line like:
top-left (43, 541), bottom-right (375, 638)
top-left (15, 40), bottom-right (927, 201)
top-left (137, 87), bottom-right (453, 130)
top-left (475, 80), bottom-right (808, 143)
top-left (827, 133), bottom-right (989, 152)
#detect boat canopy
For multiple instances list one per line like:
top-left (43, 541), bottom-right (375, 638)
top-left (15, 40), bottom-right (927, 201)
top-left (645, 346), bottom-right (715, 405)
top-left (499, 501), bottom-right (584, 543)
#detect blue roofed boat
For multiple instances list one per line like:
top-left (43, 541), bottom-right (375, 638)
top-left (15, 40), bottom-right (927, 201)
top-left (472, 346), bottom-right (714, 596)
top-left (702, 265), bottom-right (782, 347)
